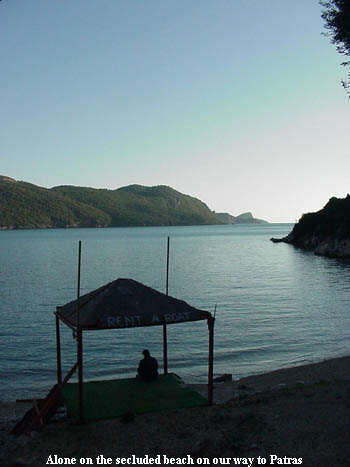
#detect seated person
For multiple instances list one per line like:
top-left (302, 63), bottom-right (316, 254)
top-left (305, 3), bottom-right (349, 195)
top-left (137, 349), bottom-right (159, 381)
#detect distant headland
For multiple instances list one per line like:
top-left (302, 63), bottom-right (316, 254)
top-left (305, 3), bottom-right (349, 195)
top-left (0, 175), bottom-right (267, 230)
top-left (271, 195), bottom-right (350, 259)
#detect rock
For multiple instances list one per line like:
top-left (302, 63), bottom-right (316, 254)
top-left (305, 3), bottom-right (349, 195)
top-left (213, 374), bottom-right (232, 383)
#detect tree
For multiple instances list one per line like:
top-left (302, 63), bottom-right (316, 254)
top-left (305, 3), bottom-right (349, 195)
top-left (320, 0), bottom-right (350, 97)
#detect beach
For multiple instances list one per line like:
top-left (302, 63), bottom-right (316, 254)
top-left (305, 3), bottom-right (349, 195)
top-left (1, 356), bottom-right (350, 467)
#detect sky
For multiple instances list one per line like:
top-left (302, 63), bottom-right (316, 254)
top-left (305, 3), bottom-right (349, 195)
top-left (1, 0), bottom-right (349, 223)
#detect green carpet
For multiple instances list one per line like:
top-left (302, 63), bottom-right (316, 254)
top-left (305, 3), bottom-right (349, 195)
top-left (62, 373), bottom-right (208, 420)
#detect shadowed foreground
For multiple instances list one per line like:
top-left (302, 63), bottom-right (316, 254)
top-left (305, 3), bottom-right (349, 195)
top-left (1, 357), bottom-right (350, 467)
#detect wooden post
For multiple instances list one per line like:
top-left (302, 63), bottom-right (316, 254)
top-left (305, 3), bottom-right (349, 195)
top-left (77, 328), bottom-right (84, 422)
top-left (163, 324), bottom-right (168, 374)
top-left (55, 313), bottom-right (62, 384)
top-left (166, 236), bottom-right (170, 296)
top-left (77, 241), bottom-right (82, 327)
top-left (76, 241), bottom-right (84, 422)
top-left (207, 317), bottom-right (215, 405)
top-left (163, 236), bottom-right (170, 374)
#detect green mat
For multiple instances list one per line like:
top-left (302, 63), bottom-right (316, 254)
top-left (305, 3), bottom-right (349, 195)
top-left (62, 373), bottom-right (208, 420)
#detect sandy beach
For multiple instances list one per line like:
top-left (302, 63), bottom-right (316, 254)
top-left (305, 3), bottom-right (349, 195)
top-left (1, 356), bottom-right (349, 467)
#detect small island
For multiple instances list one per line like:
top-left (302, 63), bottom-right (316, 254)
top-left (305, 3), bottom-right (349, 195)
top-left (271, 195), bottom-right (350, 259)
top-left (215, 211), bottom-right (267, 224)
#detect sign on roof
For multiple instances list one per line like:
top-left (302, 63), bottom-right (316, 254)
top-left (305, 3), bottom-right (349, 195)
top-left (56, 278), bottom-right (211, 330)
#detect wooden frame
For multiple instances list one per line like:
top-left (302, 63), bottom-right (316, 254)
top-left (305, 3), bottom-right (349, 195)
top-left (55, 312), bottom-right (215, 422)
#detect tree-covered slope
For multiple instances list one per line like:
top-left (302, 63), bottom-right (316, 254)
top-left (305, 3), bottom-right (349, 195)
top-left (0, 177), bottom-right (110, 229)
top-left (52, 184), bottom-right (219, 227)
top-left (0, 176), bottom-right (219, 229)
top-left (271, 195), bottom-right (350, 258)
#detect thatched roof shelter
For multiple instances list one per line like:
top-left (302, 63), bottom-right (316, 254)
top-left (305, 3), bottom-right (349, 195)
top-left (56, 278), bottom-right (211, 330)
top-left (55, 278), bottom-right (215, 421)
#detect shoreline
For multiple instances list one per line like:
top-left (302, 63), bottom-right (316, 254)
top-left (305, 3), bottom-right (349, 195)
top-left (190, 354), bottom-right (350, 403)
top-left (2, 355), bottom-right (350, 466)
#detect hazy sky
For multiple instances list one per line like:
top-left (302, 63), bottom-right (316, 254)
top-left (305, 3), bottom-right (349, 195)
top-left (1, 1), bottom-right (349, 222)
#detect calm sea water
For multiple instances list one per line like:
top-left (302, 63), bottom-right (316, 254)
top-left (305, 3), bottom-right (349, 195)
top-left (1, 224), bottom-right (349, 401)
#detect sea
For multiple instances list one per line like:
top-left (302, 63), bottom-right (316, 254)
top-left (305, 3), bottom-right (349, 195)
top-left (1, 224), bottom-right (349, 401)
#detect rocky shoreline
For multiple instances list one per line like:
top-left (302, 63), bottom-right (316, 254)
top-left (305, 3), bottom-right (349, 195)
top-left (271, 232), bottom-right (350, 258)
top-left (271, 195), bottom-right (350, 259)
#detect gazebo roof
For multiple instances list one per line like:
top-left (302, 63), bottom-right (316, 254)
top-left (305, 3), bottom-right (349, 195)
top-left (56, 278), bottom-right (212, 330)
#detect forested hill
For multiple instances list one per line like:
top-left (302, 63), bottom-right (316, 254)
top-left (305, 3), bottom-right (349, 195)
top-left (52, 184), bottom-right (220, 227)
top-left (271, 195), bottom-right (350, 258)
top-left (0, 176), bottom-right (220, 229)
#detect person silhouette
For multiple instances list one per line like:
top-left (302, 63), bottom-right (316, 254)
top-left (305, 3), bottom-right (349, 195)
top-left (137, 349), bottom-right (159, 381)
